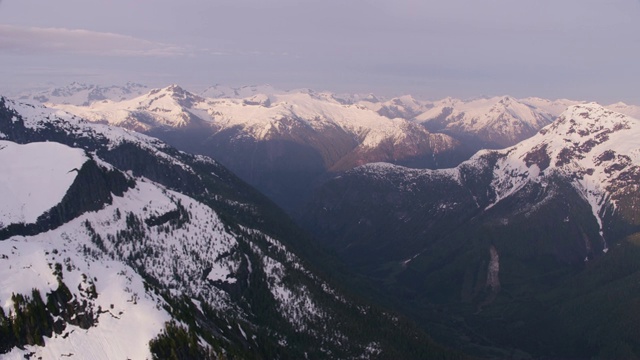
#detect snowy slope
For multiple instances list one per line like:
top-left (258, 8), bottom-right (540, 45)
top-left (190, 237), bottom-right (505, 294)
top-left (0, 141), bottom-right (87, 226)
top-left (51, 85), bottom-right (459, 165)
top-left (359, 95), bottom-right (434, 120)
top-left (605, 102), bottom-right (640, 120)
top-left (1, 234), bottom-right (169, 360)
top-left (0, 140), bottom-right (169, 360)
top-left (486, 103), bottom-right (640, 246)
top-left (16, 82), bottom-right (149, 106)
top-left (0, 136), bottom-right (346, 357)
top-left (520, 97), bottom-right (584, 117)
top-left (332, 102), bottom-right (640, 256)
top-left (200, 84), bottom-right (282, 99)
top-left (1, 96), bottom-right (447, 359)
top-left (202, 90), bottom-right (426, 147)
top-left (416, 96), bottom-right (555, 147)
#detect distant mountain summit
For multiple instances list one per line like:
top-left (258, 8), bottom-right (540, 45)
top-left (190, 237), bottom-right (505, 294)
top-left (200, 84), bottom-right (281, 99)
top-left (16, 82), bottom-right (149, 106)
top-left (373, 95), bottom-right (433, 120)
top-left (415, 95), bottom-right (555, 148)
top-left (604, 101), bottom-right (640, 120)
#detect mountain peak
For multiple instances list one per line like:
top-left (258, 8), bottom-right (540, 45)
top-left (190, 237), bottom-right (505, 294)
top-left (497, 95), bottom-right (512, 105)
top-left (417, 95), bottom-right (554, 147)
top-left (157, 84), bottom-right (190, 98)
top-left (488, 103), bottom-right (640, 246)
top-left (512, 103), bottom-right (636, 175)
top-left (66, 81), bottom-right (89, 88)
top-left (18, 83), bottom-right (150, 106)
top-left (164, 84), bottom-right (185, 93)
top-left (201, 84), bottom-right (281, 99)
top-left (361, 93), bottom-right (381, 103)
top-left (150, 85), bottom-right (203, 108)
top-left (545, 103), bottom-right (632, 138)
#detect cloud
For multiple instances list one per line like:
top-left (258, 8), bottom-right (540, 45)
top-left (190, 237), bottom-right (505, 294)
top-left (0, 25), bottom-right (192, 57)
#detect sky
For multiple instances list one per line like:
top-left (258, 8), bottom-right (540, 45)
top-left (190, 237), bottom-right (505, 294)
top-left (0, 0), bottom-right (639, 103)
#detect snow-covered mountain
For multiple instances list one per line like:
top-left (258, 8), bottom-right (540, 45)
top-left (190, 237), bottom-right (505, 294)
top-left (32, 83), bottom-right (638, 214)
top-left (0, 141), bottom-right (87, 226)
top-left (51, 84), bottom-right (210, 130)
top-left (200, 84), bottom-right (282, 99)
top-left (16, 82), bottom-right (149, 107)
top-left (0, 97), bottom-right (460, 359)
top-left (305, 102), bottom-right (640, 265)
top-left (506, 97), bottom-right (640, 125)
top-left (486, 103), bottom-right (640, 245)
top-left (376, 95), bottom-right (640, 151)
top-left (48, 85), bottom-right (462, 211)
top-left (519, 97), bottom-right (584, 117)
top-left (605, 101), bottom-right (640, 120)
top-left (352, 95), bottom-right (433, 120)
top-left (299, 103), bottom-right (640, 358)
top-left (415, 96), bottom-right (556, 148)
top-left (52, 84), bottom-right (456, 158)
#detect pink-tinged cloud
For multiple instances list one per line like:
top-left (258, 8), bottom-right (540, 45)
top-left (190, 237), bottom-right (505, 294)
top-left (0, 25), bottom-right (192, 57)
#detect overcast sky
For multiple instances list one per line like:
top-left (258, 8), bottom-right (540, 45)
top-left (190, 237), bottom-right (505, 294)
top-left (1, 0), bottom-right (639, 103)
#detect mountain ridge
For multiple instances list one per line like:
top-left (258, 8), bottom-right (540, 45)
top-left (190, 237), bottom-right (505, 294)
top-left (43, 85), bottom-right (464, 211)
top-left (299, 103), bottom-right (640, 357)
top-left (12, 83), bottom-right (640, 215)
top-left (0, 96), bottom-right (464, 359)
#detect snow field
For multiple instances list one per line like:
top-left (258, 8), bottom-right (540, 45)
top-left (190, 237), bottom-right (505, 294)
top-left (0, 140), bottom-right (87, 226)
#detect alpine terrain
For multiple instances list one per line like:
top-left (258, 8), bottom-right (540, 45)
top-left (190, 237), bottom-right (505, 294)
top-left (46, 85), bottom-right (462, 212)
top-left (300, 103), bottom-right (640, 358)
top-left (15, 82), bottom-right (149, 107)
top-left (39, 84), bottom-right (573, 213)
top-left (0, 96), bottom-right (463, 360)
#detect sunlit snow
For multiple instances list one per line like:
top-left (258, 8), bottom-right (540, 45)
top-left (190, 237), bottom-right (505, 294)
top-left (0, 140), bottom-right (87, 226)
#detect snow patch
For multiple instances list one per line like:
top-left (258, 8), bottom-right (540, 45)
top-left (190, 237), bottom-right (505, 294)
top-left (0, 233), bottom-right (169, 360)
top-left (0, 140), bottom-right (87, 226)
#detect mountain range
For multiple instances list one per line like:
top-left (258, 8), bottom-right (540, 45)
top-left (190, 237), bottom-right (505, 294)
top-left (15, 82), bottom-right (150, 107)
top-left (300, 103), bottom-right (640, 358)
top-left (7, 83), bottom-right (640, 358)
top-left (25, 82), bottom-right (639, 213)
top-left (0, 96), bottom-right (462, 359)
top-left (44, 84), bottom-right (461, 211)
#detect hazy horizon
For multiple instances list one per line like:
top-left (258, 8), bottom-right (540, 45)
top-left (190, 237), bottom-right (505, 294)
top-left (1, 0), bottom-right (640, 104)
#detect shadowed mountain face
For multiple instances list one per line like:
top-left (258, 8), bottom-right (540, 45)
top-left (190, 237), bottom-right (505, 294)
top-left (43, 85), bottom-right (572, 214)
top-left (11, 84), bottom-right (640, 358)
top-left (299, 104), bottom-right (640, 358)
top-left (47, 85), bottom-right (471, 212)
top-left (146, 121), bottom-right (357, 212)
top-left (0, 97), bottom-right (465, 360)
